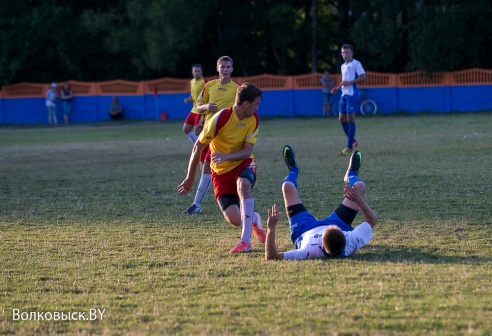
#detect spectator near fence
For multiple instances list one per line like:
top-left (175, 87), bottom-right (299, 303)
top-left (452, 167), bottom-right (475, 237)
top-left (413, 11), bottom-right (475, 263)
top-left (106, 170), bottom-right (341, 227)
top-left (321, 71), bottom-right (334, 116)
top-left (45, 83), bottom-right (58, 125)
top-left (109, 96), bottom-right (123, 120)
top-left (60, 83), bottom-right (73, 125)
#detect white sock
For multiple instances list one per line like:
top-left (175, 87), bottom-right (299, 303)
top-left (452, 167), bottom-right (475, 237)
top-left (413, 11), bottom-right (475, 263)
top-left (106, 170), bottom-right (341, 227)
top-left (253, 212), bottom-right (263, 228)
top-left (193, 174), bottom-right (211, 207)
top-left (186, 131), bottom-right (198, 144)
top-left (240, 198), bottom-right (254, 245)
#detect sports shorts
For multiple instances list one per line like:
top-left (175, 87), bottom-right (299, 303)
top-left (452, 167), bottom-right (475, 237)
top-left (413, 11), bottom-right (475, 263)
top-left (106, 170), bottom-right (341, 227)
top-left (289, 210), bottom-right (353, 247)
top-left (184, 112), bottom-right (204, 128)
top-left (339, 94), bottom-right (358, 114)
top-left (211, 158), bottom-right (255, 201)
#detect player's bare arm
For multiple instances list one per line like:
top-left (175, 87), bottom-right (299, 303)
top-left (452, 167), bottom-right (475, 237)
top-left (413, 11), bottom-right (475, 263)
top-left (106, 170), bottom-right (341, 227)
top-left (265, 204), bottom-right (284, 260)
top-left (211, 142), bottom-right (254, 164)
top-left (196, 102), bottom-right (218, 114)
top-left (177, 141), bottom-right (207, 194)
top-left (343, 185), bottom-right (376, 227)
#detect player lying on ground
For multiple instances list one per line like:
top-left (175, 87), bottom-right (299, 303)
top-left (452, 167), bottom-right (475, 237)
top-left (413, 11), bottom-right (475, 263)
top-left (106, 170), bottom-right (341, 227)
top-left (265, 146), bottom-right (376, 260)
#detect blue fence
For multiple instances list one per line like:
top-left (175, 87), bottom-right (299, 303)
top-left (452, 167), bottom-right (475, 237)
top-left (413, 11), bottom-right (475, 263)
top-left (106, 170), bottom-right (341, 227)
top-left (1, 85), bottom-right (491, 125)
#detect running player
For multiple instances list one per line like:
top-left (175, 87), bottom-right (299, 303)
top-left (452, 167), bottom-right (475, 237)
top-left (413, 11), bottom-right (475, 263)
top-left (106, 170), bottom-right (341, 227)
top-left (177, 83), bottom-right (266, 254)
top-left (181, 56), bottom-right (239, 215)
top-left (183, 64), bottom-right (207, 144)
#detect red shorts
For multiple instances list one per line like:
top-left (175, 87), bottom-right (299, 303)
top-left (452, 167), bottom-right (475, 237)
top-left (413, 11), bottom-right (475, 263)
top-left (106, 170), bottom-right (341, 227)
top-left (184, 112), bottom-right (204, 128)
top-left (212, 158), bottom-right (256, 201)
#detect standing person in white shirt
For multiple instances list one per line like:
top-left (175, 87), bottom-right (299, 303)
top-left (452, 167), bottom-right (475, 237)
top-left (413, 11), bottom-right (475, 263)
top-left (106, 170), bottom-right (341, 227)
top-left (331, 44), bottom-right (366, 156)
top-left (265, 145), bottom-right (376, 260)
top-left (45, 83), bottom-right (58, 125)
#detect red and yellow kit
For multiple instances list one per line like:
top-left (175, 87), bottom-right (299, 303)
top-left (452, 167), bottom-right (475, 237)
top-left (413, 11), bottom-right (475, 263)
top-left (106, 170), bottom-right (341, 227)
top-left (197, 79), bottom-right (239, 118)
top-left (198, 106), bottom-right (259, 175)
top-left (190, 77), bottom-right (207, 113)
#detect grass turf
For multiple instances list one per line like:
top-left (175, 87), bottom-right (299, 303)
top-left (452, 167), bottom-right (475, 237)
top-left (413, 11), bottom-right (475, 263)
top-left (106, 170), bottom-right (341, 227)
top-left (1, 114), bottom-right (491, 335)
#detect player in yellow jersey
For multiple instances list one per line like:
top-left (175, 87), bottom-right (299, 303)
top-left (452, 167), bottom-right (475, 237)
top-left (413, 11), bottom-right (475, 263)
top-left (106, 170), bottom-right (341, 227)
top-left (183, 64), bottom-right (207, 144)
top-left (182, 56), bottom-right (239, 215)
top-left (177, 83), bottom-right (266, 254)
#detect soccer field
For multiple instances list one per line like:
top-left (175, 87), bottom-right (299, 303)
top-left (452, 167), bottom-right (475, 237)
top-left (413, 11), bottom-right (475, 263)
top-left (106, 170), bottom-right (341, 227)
top-left (1, 114), bottom-right (491, 335)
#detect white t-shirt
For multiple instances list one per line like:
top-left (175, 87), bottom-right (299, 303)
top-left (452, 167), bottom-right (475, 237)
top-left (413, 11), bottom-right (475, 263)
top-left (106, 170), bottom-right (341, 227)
top-left (341, 59), bottom-right (365, 97)
top-left (283, 222), bottom-right (373, 260)
top-left (46, 89), bottom-right (57, 107)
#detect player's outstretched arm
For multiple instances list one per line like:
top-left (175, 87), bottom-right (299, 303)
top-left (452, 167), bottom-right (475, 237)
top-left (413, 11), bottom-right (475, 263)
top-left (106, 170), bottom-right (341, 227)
top-left (177, 141), bottom-right (206, 194)
top-left (265, 204), bottom-right (284, 260)
top-left (343, 185), bottom-right (376, 228)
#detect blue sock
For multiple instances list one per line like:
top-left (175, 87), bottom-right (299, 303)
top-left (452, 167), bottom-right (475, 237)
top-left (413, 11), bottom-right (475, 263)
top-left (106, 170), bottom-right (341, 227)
top-left (341, 122), bottom-right (349, 137)
top-left (347, 173), bottom-right (360, 186)
top-left (347, 122), bottom-right (356, 148)
top-left (282, 167), bottom-right (299, 189)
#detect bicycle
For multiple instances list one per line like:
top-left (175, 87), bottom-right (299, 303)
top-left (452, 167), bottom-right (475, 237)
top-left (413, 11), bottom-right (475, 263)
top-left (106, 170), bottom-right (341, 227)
top-left (330, 89), bottom-right (378, 116)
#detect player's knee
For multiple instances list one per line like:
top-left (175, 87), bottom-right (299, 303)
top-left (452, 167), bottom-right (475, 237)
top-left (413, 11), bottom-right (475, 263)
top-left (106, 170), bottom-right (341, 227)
top-left (224, 210), bottom-right (241, 227)
top-left (238, 168), bottom-right (255, 184)
top-left (353, 181), bottom-right (366, 196)
top-left (282, 181), bottom-right (296, 195)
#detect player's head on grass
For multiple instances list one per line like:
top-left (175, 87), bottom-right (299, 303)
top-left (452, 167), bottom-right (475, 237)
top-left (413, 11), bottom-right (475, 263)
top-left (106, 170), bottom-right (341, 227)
top-left (322, 225), bottom-right (346, 257)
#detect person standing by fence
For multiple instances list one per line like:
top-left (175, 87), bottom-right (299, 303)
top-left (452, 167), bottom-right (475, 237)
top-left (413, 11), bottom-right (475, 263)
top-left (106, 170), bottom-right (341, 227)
top-left (61, 83), bottom-right (73, 125)
top-left (45, 83), bottom-right (58, 125)
top-left (321, 70), bottom-right (334, 116)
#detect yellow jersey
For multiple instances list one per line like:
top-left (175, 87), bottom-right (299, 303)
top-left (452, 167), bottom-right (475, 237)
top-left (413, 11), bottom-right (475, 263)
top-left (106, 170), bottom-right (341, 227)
top-left (197, 79), bottom-right (239, 118)
top-left (190, 77), bottom-right (207, 113)
top-left (198, 107), bottom-right (259, 175)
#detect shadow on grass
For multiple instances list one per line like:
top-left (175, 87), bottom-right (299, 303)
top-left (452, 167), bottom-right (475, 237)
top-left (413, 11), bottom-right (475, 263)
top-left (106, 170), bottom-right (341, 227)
top-left (349, 244), bottom-right (492, 265)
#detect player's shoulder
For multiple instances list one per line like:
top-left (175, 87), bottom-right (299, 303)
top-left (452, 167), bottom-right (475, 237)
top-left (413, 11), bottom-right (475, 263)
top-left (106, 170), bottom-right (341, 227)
top-left (253, 111), bottom-right (260, 124)
top-left (226, 79), bottom-right (240, 88)
top-left (205, 78), bottom-right (220, 87)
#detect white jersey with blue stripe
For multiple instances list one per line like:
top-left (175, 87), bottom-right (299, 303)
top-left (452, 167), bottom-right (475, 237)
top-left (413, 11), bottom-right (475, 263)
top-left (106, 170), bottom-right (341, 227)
top-left (341, 59), bottom-right (365, 97)
top-left (283, 222), bottom-right (373, 260)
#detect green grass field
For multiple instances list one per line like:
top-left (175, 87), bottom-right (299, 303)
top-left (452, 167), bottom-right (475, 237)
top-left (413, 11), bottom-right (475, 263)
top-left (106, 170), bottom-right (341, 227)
top-left (1, 114), bottom-right (491, 335)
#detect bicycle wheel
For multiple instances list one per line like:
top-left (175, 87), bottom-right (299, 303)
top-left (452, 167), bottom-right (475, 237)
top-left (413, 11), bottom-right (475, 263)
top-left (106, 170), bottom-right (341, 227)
top-left (360, 99), bottom-right (377, 115)
top-left (331, 100), bottom-right (340, 116)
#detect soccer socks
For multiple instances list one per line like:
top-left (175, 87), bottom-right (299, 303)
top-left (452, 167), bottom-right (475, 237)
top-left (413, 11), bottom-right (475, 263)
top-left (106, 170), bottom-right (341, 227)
top-left (240, 198), bottom-right (254, 245)
top-left (347, 122), bottom-right (356, 148)
top-left (282, 167), bottom-right (299, 189)
top-left (193, 173), bottom-right (211, 207)
top-left (341, 121), bottom-right (349, 137)
top-left (346, 173), bottom-right (360, 186)
top-left (186, 131), bottom-right (198, 144)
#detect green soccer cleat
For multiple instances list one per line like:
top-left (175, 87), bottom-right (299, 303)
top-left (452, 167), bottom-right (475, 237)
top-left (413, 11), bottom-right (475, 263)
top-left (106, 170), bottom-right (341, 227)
top-left (283, 145), bottom-right (299, 170)
top-left (344, 150), bottom-right (362, 185)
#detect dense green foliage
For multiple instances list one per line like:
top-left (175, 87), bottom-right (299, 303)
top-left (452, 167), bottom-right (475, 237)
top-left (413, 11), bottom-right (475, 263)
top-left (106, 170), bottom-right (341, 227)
top-left (1, 0), bottom-right (491, 84)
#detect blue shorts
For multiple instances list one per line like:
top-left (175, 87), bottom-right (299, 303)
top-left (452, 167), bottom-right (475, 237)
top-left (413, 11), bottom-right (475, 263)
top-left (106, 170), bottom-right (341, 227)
top-left (339, 95), bottom-right (358, 114)
top-left (289, 210), bottom-right (354, 246)
top-left (323, 93), bottom-right (332, 104)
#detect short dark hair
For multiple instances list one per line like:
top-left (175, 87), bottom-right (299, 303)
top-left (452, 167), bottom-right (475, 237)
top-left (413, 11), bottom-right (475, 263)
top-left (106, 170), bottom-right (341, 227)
top-left (192, 64), bottom-right (202, 69)
top-left (341, 44), bottom-right (353, 51)
top-left (217, 56), bottom-right (234, 67)
top-left (235, 83), bottom-right (262, 106)
top-left (322, 226), bottom-right (346, 257)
